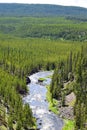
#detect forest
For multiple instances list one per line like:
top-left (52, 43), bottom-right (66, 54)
top-left (0, 3), bottom-right (87, 130)
top-left (1, 16), bottom-right (87, 41)
top-left (0, 4), bottom-right (87, 17)
top-left (50, 45), bottom-right (87, 130)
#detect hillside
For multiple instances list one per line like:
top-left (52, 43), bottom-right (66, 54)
top-left (0, 16), bottom-right (87, 41)
top-left (0, 3), bottom-right (87, 17)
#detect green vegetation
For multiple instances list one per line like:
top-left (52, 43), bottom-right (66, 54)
top-left (63, 119), bottom-right (75, 130)
top-left (38, 78), bottom-right (46, 82)
top-left (0, 7), bottom-right (87, 129)
top-left (0, 16), bottom-right (87, 41)
top-left (0, 31), bottom-right (82, 129)
top-left (46, 86), bottom-right (58, 114)
top-left (0, 68), bottom-right (36, 130)
top-left (51, 46), bottom-right (87, 130)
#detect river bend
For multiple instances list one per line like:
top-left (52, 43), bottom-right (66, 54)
top-left (23, 71), bottom-right (63, 130)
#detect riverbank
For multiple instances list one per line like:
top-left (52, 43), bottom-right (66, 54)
top-left (46, 86), bottom-right (58, 114)
top-left (46, 81), bottom-right (75, 130)
top-left (62, 119), bottom-right (75, 130)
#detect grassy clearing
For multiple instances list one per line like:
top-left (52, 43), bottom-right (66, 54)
top-left (46, 86), bottom-right (58, 114)
top-left (62, 119), bottom-right (75, 130)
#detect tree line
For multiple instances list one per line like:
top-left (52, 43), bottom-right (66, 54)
top-left (50, 45), bottom-right (87, 129)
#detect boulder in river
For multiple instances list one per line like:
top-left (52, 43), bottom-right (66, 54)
top-left (38, 78), bottom-right (45, 82)
top-left (26, 76), bottom-right (31, 84)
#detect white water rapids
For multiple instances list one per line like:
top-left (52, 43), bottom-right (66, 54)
top-left (23, 71), bottom-right (63, 130)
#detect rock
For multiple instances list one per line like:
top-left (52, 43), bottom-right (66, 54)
top-left (13, 120), bottom-right (16, 124)
top-left (38, 79), bottom-right (43, 82)
top-left (39, 122), bottom-right (42, 125)
top-left (44, 99), bottom-right (46, 102)
top-left (59, 106), bottom-right (74, 120)
top-left (26, 76), bottom-right (31, 84)
top-left (65, 92), bottom-right (76, 106)
top-left (84, 123), bottom-right (87, 128)
top-left (36, 118), bottom-right (39, 120)
top-left (38, 78), bottom-right (46, 83)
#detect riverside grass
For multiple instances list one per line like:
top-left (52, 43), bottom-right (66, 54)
top-left (46, 86), bottom-right (58, 114)
top-left (62, 119), bottom-right (75, 130)
top-left (46, 85), bottom-right (75, 130)
top-left (46, 83), bottom-right (75, 130)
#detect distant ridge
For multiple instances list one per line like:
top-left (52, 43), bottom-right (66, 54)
top-left (0, 3), bottom-right (87, 17)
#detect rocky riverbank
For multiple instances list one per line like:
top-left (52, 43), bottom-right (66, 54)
top-left (58, 92), bottom-right (76, 120)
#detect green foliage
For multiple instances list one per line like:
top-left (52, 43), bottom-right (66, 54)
top-left (0, 20), bottom-right (82, 128)
top-left (0, 16), bottom-right (87, 41)
top-left (38, 77), bottom-right (46, 82)
top-left (51, 45), bottom-right (87, 130)
top-left (0, 68), bottom-right (35, 129)
top-left (0, 16), bottom-right (87, 129)
top-left (62, 119), bottom-right (75, 130)
top-left (46, 86), bottom-right (58, 114)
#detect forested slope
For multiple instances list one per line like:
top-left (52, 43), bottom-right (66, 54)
top-left (50, 46), bottom-right (87, 130)
top-left (0, 36), bottom-right (82, 130)
top-left (1, 17), bottom-right (87, 41)
top-left (0, 3), bottom-right (87, 17)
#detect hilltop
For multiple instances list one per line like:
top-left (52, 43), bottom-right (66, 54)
top-left (0, 3), bottom-right (87, 18)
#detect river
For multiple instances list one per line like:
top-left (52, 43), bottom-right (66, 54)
top-left (23, 71), bottom-right (63, 130)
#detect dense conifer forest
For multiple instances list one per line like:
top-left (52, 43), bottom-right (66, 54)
top-left (50, 46), bottom-right (87, 130)
top-left (0, 3), bottom-right (87, 130)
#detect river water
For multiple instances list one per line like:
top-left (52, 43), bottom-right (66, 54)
top-left (23, 71), bottom-right (63, 130)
